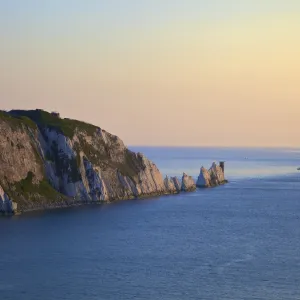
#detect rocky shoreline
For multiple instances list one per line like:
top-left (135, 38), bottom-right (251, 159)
top-left (1, 162), bottom-right (227, 215)
top-left (0, 109), bottom-right (227, 215)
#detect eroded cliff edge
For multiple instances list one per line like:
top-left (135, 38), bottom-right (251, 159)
top-left (0, 110), bottom-right (227, 215)
top-left (0, 110), bottom-right (170, 214)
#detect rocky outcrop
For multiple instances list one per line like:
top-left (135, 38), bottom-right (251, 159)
top-left (197, 162), bottom-right (228, 188)
top-left (0, 109), bottom-right (229, 215)
top-left (171, 176), bottom-right (181, 193)
top-left (197, 167), bottom-right (211, 188)
top-left (0, 117), bottom-right (44, 185)
top-left (134, 154), bottom-right (166, 196)
top-left (181, 173), bottom-right (196, 192)
top-left (164, 176), bottom-right (178, 194)
top-left (0, 185), bottom-right (17, 214)
top-left (0, 109), bottom-right (171, 214)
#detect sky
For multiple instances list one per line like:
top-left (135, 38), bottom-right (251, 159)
top-left (0, 0), bottom-right (300, 147)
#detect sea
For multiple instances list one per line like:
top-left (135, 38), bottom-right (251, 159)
top-left (1, 147), bottom-right (300, 300)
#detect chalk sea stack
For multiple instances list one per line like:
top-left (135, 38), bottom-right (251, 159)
top-left (197, 162), bottom-right (228, 188)
top-left (181, 173), bottom-right (196, 192)
top-left (171, 176), bottom-right (182, 193)
top-left (164, 176), bottom-right (178, 194)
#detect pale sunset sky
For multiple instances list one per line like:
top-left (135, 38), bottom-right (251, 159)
top-left (0, 1), bottom-right (299, 147)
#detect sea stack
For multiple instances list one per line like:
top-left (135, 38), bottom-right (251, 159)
top-left (164, 175), bottom-right (178, 194)
top-left (196, 167), bottom-right (212, 188)
top-left (171, 176), bottom-right (181, 193)
top-left (181, 173), bottom-right (196, 192)
top-left (197, 162), bottom-right (228, 188)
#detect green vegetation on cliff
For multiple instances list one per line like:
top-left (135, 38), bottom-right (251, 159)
top-left (0, 110), bottom-right (37, 130)
top-left (13, 171), bottom-right (60, 199)
top-left (9, 109), bottom-right (97, 138)
top-left (0, 109), bottom-right (161, 214)
top-left (4, 171), bottom-right (64, 211)
top-left (8, 109), bottom-right (145, 181)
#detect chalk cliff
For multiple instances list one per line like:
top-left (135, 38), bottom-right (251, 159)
top-left (0, 110), bottom-right (169, 214)
top-left (0, 185), bottom-right (17, 214)
top-left (197, 162), bottom-right (228, 188)
top-left (0, 109), bottom-right (228, 215)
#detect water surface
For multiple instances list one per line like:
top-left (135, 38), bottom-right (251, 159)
top-left (1, 147), bottom-right (300, 300)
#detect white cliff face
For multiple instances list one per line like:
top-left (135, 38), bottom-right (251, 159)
top-left (82, 158), bottom-right (110, 201)
top-left (135, 154), bottom-right (166, 196)
top-left (37, 127), bottom-right (167, 203)
top-left (1, 110), bottom-right (206, 214)
top-left (39, 128), bottom-right (88, 199)
top-left (197, 162), bottom-right (227, 188)
top-left (0, 185), bottom-right (17, 214)
top-left (117, 171), bottom-right (138, 198)
top-left (181, 173), bottom-right (196, 192)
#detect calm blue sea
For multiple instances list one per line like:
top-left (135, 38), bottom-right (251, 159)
top-left (1, 147), bottom-right (300, 300)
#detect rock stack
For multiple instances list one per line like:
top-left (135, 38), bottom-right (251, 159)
top-left (163, 176), bottom-right (178, 194)
top-left (181, 173), bottom-right (196, 192)
top-left (197, 162), bottom-right (228, 188)
top-left (171, 176), bottom-right (181, 193)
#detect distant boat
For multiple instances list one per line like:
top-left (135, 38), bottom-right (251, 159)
top-left (297, 167), bottom-right (300, 171)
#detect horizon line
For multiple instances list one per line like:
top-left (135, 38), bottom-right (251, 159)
top-left (128, 145), bottom-right (299, 149)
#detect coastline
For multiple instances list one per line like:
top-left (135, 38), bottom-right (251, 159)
top-left (9, 169), bottom-right (299, 216)
top-left (2, 181), bottom-right (231, 216)
top-left (1, 190), bottom-right (187, 216)
top-left (0, 111), bottom-right (228, 216)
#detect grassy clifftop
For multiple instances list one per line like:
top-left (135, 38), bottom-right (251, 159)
top-left (0, 110), bottom-right (37, 130)
top-left (9, 109), bottom-right (98, 138)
